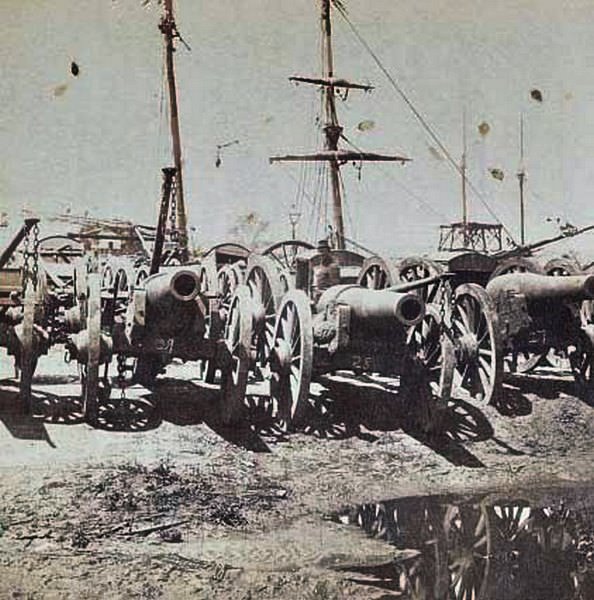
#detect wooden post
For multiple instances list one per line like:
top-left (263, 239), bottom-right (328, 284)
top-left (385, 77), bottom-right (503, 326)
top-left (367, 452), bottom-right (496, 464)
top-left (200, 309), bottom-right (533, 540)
top-left (518, 114), bottom-right (526, 245)
top-left (161, 0), bottom-right (189, 261)
top-left (150, 168), bottom-right (176, 275)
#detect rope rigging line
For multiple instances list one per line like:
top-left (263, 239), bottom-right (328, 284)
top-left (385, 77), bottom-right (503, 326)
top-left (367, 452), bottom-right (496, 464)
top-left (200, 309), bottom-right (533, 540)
top-left (337, 167), bottom-right (355, 240)
top-left (339, 134), bottom-right (449, 222)
top-left (331, 0), bottom-right (517, 244)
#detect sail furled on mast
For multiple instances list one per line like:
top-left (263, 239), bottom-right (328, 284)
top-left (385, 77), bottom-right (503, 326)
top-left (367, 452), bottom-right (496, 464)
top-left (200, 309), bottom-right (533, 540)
top-left (270, 150), bottom-right (410, 163)
top-left (289, 76), bottom-right (373, 91)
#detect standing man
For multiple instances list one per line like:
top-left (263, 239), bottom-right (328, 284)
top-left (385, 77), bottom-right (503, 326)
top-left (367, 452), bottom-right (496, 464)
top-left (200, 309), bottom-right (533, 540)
top-left (312, 239), bottom-right (340, 301)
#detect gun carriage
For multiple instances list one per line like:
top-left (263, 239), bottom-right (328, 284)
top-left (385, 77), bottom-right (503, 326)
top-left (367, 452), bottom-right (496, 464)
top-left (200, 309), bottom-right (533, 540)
top-left (63, 260), bottom-right (253, 425)
top-left (244, 245), bottom-right (364, 377)
top-left (0, 218), bottom-right (59, 414)
top-left (486, 273), bottom-right (594, 402)
top-left (257, 246), bottom-right (456, 430)
top-left (357, 254), bottom-right (502, 405)
top-left (60, 167), bottom-right (255, 425)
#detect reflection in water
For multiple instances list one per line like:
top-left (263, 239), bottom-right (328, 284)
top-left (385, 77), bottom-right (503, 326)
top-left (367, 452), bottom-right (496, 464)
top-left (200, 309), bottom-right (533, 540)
top-left (333, 489), bottom-right (594, 599)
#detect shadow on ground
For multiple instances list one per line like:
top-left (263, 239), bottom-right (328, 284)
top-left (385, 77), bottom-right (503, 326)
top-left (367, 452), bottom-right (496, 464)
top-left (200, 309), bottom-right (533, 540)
top-left (0, 371), bottom-right (528, 465)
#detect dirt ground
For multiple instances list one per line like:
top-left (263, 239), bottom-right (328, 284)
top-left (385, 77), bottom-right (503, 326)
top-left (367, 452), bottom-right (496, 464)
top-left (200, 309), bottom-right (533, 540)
top-left (1, 350), bottom-right (594, 599)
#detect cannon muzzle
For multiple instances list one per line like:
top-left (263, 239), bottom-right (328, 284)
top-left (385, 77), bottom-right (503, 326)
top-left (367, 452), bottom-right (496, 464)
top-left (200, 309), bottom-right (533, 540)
top-left (486, 273), bottom-right (594, 302)
top-left (318, 285), bottom-right (425, 327)
top-left (137, 268), bottom-right (203, 339)
top-left (145, 268), bottom-right (200, 305)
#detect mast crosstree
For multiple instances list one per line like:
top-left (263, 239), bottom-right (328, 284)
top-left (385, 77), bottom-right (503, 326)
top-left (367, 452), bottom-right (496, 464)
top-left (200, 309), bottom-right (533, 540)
top-left (270, 0), bottom-right (409, 250)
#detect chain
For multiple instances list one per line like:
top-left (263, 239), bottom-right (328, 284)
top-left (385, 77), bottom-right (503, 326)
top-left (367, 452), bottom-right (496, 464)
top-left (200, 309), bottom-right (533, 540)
top-left (116, 354), bottom-right (128, 399)
top-left (439, 277), bottom-right (455, 341)
top-left (31, 222), bottom-right (40, 291)
top-left (21, 226), bottom-right (31, 292)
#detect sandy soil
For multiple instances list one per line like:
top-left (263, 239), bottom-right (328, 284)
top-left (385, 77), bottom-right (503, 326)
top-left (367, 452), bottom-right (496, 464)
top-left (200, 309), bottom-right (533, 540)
top-left (0, 350), bottom-right (593, 599)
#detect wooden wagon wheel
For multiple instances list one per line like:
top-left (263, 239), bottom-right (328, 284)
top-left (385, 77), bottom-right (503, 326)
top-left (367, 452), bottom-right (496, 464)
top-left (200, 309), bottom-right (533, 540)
top-left (73, 257), bottom-right (89, 303)
top-left (396, 256), bottom-right (444, 304)
top-left (100, 262), bottom-right (114, 290)
top-left (488, 256), bottom-right (544, 281)
top-left (444, 502), bottom-right (491, 600)
top-left (83, 273), bottom-right (102, 424)
top-left (198, 262), bottom-right (218, 294)
top-left (217, 263), bottom-right (244, 315)
top-left (246, 255), bottom-right (284, 370)
top-left (482, 502), bottom-right (535, 595)
top-left (263, 239), bottom-right (314, 273)
top-left (134, 264), bottom-right (149, 286)
top-left (18, 283), bottom-right (37, 415)
top-left (567, 331), bottom-right (594, 404)
top-left (196, 299), bottom-right (221, 384)
top-left (357, 256), bottom-right (398, 290)
top-left (219, 286), bottom-right (252, 423)
top-left (451, 284), bottom-right (502, 404)
top-left (405, 305), bottom-right (454, 406)
top-left (544, 257), bottom-right (582, 276)
top-left (268, 289), bottom-right (313, 431)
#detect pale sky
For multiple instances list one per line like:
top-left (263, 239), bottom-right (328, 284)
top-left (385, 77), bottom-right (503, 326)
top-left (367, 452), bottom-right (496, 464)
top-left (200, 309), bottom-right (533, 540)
top-left (2, 0), bottom-right (594, 257)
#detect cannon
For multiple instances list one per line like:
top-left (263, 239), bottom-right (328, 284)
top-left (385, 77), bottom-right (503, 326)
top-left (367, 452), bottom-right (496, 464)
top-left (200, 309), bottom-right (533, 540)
top-left (245, 246), bottom-right (366, 379)
top-left (66, 262), bottom-right (252, 424)
top-left (486, 272), bottom-right (594, 400)
top-left (357, 257), bottom-right (503, 405)
top-left (358, 222), bottom-right (594, 295)
top-left (263, 248), bottom-right (455, 430)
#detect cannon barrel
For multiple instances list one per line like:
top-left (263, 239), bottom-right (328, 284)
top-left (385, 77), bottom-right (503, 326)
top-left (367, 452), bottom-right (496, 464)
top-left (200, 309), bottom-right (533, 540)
top-left (319, 285), bottom-right (425, 327)
top-left (145, 268), bottom-right (200, 306)
top-left (140, 268), bottom-right (202, 337)
top-left (486, 273), bottom-right (594, 302)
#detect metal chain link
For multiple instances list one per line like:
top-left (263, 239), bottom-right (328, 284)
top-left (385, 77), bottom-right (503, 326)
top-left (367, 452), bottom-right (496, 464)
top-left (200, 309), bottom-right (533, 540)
top-left (31, 222), bottom-right (40, 291)
top-left (439, 277), bottom-right (455, 341)
top-left (21, 226), bottom-right (31, 292)
top-left (116, 354), bottom-right (128, 399)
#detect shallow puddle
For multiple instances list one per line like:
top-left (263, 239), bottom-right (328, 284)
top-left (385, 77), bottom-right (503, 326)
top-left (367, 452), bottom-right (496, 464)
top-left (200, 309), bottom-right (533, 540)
top-left (332, 485), bottom-right (594, 599)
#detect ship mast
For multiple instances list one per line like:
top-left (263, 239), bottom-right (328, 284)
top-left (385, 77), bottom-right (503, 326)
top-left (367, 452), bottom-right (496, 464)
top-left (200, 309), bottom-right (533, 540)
top-left (270, 0), bottom-right (409, 250)
top-left (321, 0), bottom-right (345, 249)
top-left (160, 0), bottom-right (189, 260)
top-left (461, 110), bottom-right (468, 247)
top-left (518, 114), bottom-right (526, 245)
